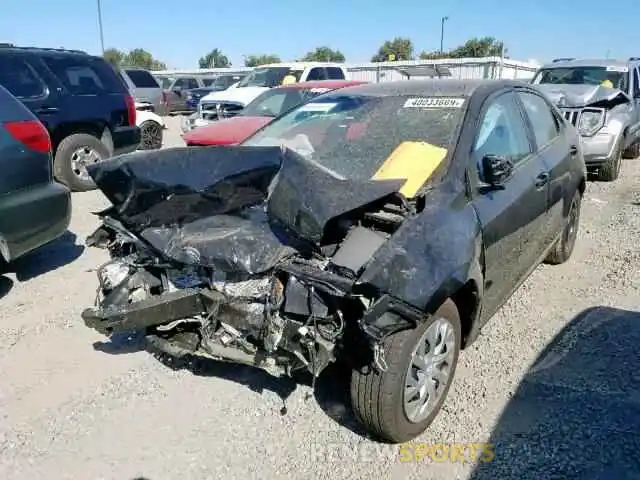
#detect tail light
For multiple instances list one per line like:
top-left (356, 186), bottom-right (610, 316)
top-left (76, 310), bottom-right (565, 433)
top-left (4, 120), bottom-right (52, 153)
top-left (125, 94), bottom-right (136, 126)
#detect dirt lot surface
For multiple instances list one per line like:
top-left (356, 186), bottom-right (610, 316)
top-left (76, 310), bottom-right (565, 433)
top-left (2, 115), bottom-right (639, 479)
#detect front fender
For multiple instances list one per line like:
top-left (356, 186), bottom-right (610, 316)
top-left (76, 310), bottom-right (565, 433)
top-left (358, 188), bottom-right (482, 315)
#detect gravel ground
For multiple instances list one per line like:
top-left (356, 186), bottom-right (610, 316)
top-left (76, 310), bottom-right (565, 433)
top-left (1, 115), bottom-right (639, 479)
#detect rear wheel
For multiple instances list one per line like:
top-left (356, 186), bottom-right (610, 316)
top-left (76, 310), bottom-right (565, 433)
top-left (545, 190), bottom-right (581, 265)
top-left (54, 133), bottom-right (109, 192)
top-left (350, 299), bottom-right (461, 443)
top-left (139, 120), bottom-right (163, 150)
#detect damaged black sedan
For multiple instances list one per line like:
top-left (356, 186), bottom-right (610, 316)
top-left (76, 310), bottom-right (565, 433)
top-left (82, 80), bottom-right (586, 443)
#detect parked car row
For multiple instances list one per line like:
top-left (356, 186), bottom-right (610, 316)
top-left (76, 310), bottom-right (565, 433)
top-left (182, 62), bottom-right (349, 132)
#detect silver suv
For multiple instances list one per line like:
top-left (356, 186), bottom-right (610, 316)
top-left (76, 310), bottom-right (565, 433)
top-left (532, 58), bottom-right (640, 181)
top-left (119, 68), bottom-right (166, 116)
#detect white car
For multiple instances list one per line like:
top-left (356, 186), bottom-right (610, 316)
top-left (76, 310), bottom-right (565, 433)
top-left (184, 62), bottom-right (349, 132)
top-left (135, 102), bottom-right (165, 150)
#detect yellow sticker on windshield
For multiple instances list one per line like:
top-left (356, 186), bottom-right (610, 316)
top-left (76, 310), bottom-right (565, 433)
top-left (372, 141), bottom-right (448, 198)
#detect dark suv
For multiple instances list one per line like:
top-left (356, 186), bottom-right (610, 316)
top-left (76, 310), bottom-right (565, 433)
top-left (0, 44), bottom-right (140, 192)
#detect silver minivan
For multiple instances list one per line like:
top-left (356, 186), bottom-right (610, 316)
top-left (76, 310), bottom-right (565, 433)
top-left (119, 68), bottom-right (166, 115)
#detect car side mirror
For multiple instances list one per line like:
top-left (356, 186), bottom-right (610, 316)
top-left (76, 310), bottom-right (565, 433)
top-left (481, 154), bottom-right (513, 188)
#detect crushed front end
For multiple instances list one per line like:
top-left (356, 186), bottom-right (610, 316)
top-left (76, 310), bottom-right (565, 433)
top-left (81, 146), bottom-right (419, 379)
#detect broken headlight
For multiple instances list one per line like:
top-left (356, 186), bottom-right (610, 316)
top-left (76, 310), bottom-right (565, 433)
top-left (578, 108), bottom-right (605, 137)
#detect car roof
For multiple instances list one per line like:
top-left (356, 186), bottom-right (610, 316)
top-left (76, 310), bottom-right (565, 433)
top-left (322, 79), bottom-right (526, 98)
top-left (0, 44), bottom-right (91, 58)
top-left (274, 80), bottom-right (367, 91)
top-left (540, 58), bottom-right (634, 69)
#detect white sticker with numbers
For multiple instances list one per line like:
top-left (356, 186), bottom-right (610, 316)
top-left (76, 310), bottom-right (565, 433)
top-left (606, 65), bottom-right (628, 72)
top-left (403, 97), bottom-right (465, 108)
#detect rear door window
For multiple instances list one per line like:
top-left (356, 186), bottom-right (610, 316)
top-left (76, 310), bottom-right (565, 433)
top-left (0, 56), bottom-right (46, 99)
top-left (124, 69), bottom-right (160, 88)
top-left (43, 56), bottom-right (124, 95)
top-left (326, 67), bottom-right (345, 80)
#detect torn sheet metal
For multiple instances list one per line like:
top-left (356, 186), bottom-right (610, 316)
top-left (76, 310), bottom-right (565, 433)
top-left (267, 152), bottom-right (405, 243)
top-left (86, 146), bottom-right (284, 230)
top-left (87, 146), bottom-right (404, 276)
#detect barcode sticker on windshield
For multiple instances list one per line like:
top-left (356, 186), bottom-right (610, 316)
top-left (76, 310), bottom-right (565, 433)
top-left (606, 66), bottom-right (628, 72)
top-left (403, 97), bottom-right (465, 108)
top-left (297, 102), bottom-right (337, 112)
top-left (308, 88), bottom-right (331, 93)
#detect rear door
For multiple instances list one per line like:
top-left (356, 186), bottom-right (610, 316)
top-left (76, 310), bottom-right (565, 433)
top-left (469, 90), bottom-right (551, 321)
top-left (38, 54), bottom-right (130, 135)
top-left (516, 89), bottom-right (575, 249)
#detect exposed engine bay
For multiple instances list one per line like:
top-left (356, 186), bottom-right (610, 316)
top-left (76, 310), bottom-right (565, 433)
top-left (82, 146), bottom-right (432, 379)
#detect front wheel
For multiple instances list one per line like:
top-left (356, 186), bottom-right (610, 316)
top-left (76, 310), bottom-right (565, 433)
top-left (350, 299), bottom-right (461, 443)
top-left (597, 142), bottom-right (622, 182)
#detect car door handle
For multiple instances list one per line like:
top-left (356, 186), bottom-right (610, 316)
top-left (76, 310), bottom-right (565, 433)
top-left (569, 145), bottom-right (578, 156)
top-left (535, 172), bottom-right (550, 188)
top-left (34, 106), bottom-right (59, 114)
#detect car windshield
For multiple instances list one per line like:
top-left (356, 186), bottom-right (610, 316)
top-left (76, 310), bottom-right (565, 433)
top-left (236, 67), bottom-right (303, 88)
top-left (240, 88), bottom-right (329, 118)
top-left (533, 66), bottom-right (629, 90)
top-left (243, 93), bottom-right (465, 182)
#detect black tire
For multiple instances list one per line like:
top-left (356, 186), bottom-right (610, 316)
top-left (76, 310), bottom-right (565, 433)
top-left (350, 299), bottom-right (461, 443)
top-left (54, 133), bottom-right (110, 192)
top-left (597, 141), bottom-right (622, 182)
top-left (138, 120), bottom-right (163, 150)
top-left (623, 140), bottom-right (640, 159)
top-left (545, 190), bottom-right (582, 265)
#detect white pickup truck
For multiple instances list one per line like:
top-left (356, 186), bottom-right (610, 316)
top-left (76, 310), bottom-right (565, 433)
top-left (182, 62), bottom-right (349, 132)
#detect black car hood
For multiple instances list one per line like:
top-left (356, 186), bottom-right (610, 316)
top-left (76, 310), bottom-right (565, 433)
top-left (87, 146), bottom-right (404, 276)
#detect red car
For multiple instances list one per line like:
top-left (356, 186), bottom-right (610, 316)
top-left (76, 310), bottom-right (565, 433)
top-left (182, 80), bottom-right (366, 146)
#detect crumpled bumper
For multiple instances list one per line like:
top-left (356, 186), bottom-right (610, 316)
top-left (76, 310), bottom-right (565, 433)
top-left (581, 131), bottom-right (618, 166)
top-left (82, 288), bottom-right (224, 335)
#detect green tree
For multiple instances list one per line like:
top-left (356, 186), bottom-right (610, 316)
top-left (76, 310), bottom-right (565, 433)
top-left (448, 37), bottom-right (506, 58)
top-left (198, 49), bottom-right (231, 68)
top-left (244, 54), bottom-right (281, 67)
top-left (371, 37), bottom-right (414, 62)
top-left (301, 46), bottom-right (345, 62)
top-left (120, 48), bottom-right (167, 70)
top-left (418, 50), bottom-right (449, 60)
top-left (103, 48), bottom-right (124, 68)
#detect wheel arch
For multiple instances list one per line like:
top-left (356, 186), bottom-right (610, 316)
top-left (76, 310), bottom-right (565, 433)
top-left (50, 121), bottom-right (110, 155)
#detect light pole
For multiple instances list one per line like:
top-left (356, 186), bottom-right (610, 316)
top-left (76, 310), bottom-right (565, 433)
top-left (440, 16), bottom-right (449, 54)
top-left (97, 0), bottom-right (105, 55)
